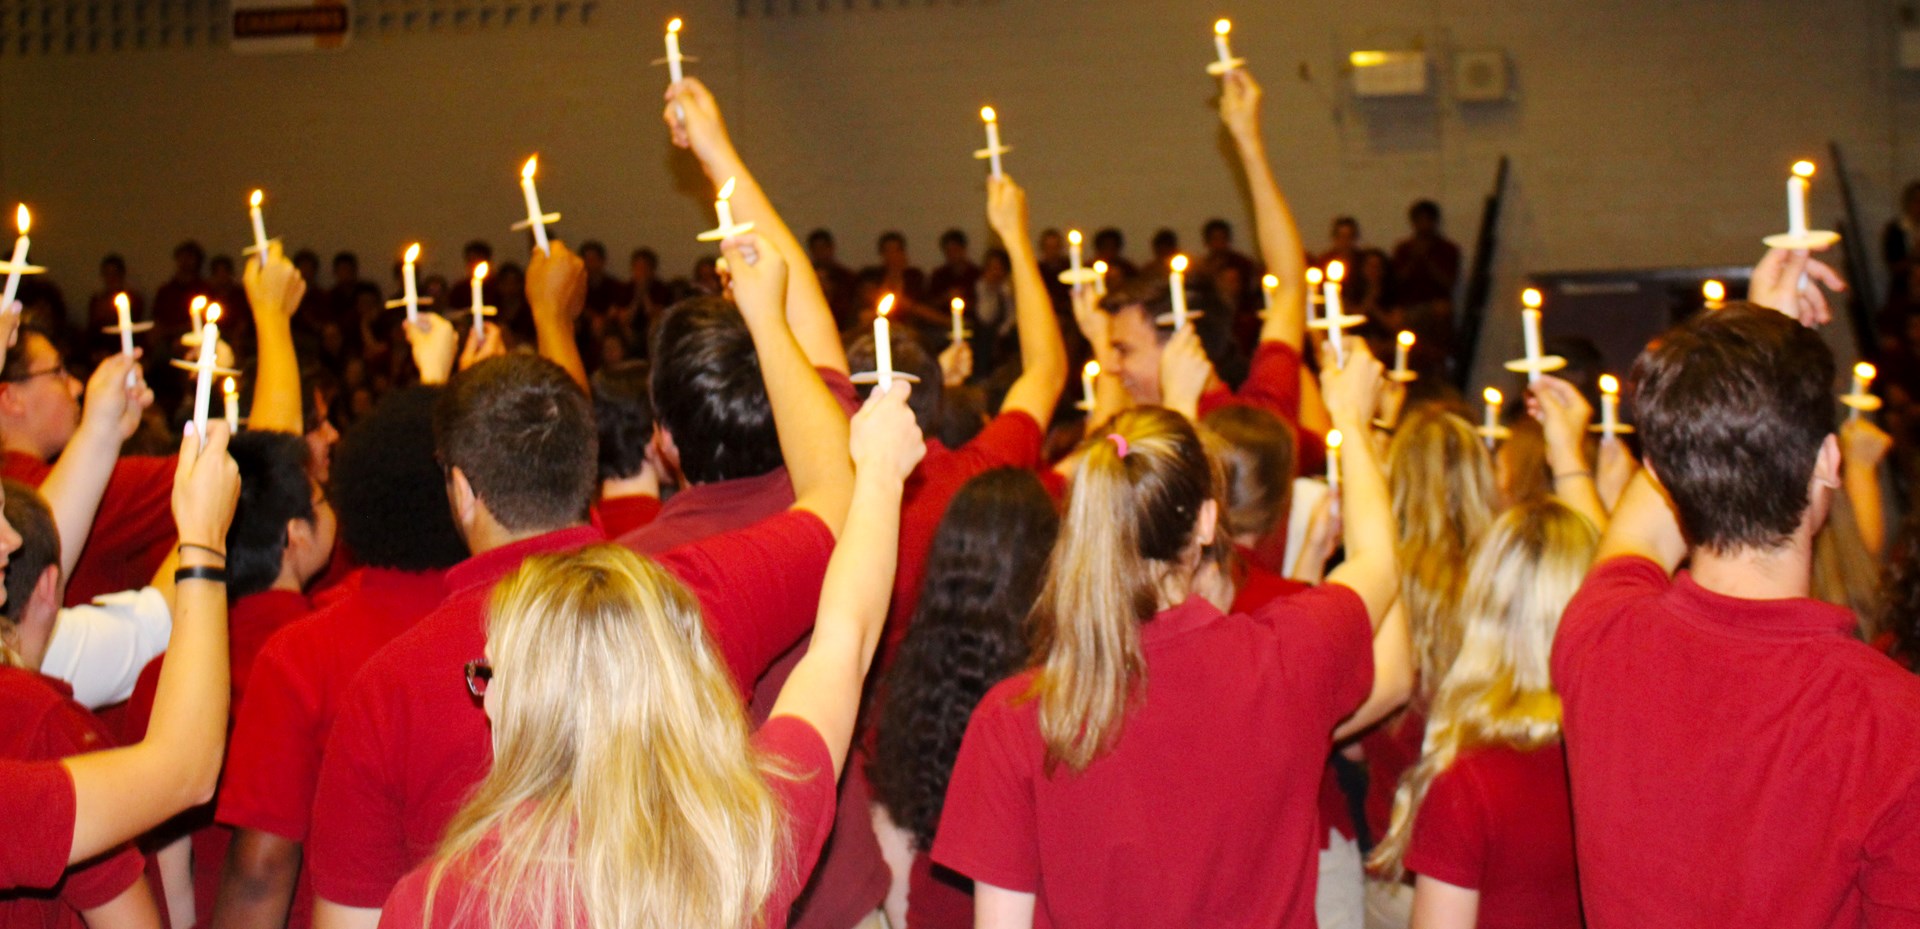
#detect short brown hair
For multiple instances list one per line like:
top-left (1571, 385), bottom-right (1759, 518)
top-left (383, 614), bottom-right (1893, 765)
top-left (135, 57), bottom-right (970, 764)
top-left (435, 355), bottom-right (596, 533)
top-left (1630, 303), bottom-right (1834, 553)
top-left (1201, 405), bottom-right (1296, 540)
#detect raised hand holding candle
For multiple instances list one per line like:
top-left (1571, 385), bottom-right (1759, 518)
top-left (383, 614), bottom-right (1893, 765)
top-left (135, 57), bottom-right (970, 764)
top-left (1325, 428), bottom-right (1343, 497)
top-left (1521, 287), bottom-right (1545, 384)
top-left (1393, 330), bottom-right (1414, 376)
top-left (1703, 279), bottom-right (1726, 311)
top-left (1845, 361), bottom-right (1881, 420)
top-left (1169, 255), bottom-right (1191, 330)
top-left (114, 293), bottom-right (135, 360)
top-left (696, 177), bottom-right (754, 242)
top-left (192, 304), bottom-right (223, 447)
top-left (1, 205), bottom-right (30, 314)
top-left (1207, 19), bottom-right (1245, 76)
top-left (519, 157), bottom-right (552, 255)
top-left (223, 377), bottom-right (239, 431)
top-left (248, 190), bottom-right (269, 270)
top-left (950, 297), bottom-right (967, 345)
top-left (665, 18), bottom-right (685, 83)
top-left (876, 294), bottom-right (896, 393)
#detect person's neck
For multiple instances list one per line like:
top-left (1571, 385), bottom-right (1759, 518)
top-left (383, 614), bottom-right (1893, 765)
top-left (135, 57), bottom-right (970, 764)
top-left (466, 519), bottom-right (584, 557)
top-left (1688, 537), bottom-right (1814, 601)
top-left (1, 428), bottom-right (56, 462)
top-left (270, 570), bottom-right (306, 595)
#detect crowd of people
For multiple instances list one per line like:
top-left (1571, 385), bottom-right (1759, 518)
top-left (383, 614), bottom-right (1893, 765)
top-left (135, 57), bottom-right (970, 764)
top-left (0, 61), bottom-right (1916, 929)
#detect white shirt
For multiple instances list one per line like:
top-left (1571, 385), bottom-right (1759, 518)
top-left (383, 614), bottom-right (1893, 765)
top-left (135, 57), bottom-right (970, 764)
top-left (39, 587), bottom-right (172, 709)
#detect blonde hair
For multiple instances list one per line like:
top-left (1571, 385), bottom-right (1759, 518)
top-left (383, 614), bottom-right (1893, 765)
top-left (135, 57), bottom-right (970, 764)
top-left (1388, 406), bottom-right (1498, 700)
top-left (1028, 407), bottom-right (1228, 772)
top-left (424, 544), bottom-right (790, 929)
top-left (1369, 500), bottom-right (1597, 880)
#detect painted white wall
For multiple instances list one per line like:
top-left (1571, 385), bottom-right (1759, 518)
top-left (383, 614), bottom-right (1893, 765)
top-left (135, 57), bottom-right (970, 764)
top-left (1, 0), bottom-right (1913, 383)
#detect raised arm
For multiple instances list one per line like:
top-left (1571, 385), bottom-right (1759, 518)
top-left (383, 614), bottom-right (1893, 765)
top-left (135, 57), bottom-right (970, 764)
top-left (526, 241), bottom-right (590, 393)
top-left (38, 354), bottom-right (150, 579)
top-left (1840, 417), bottom-right (1891, 559)
top-left (770, 386), bottom-right (924, 777)
top-left (242, 244), bottom-right (307, 435)
top-left (1595, 469), bottom-right (1687, 572)
top-left (987, 175), bottom-right (1067, 427)
top-left (669, 78), bottom-right (848, 374)
top-left (62, 423), bottom-right (238, 863)
top-left (1320, 339), bottom-right (1398, 623)
top-left (1530, 376), bottom-right (1609, 533)
top-left (1219, 68), bottom-right (1305, 350)
top-left (724, 235), bottom-right (855, 534)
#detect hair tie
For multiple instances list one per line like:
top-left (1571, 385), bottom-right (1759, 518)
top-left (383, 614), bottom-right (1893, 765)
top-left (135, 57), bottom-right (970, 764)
top-left (1107, 433), bottom-right (1130, 458)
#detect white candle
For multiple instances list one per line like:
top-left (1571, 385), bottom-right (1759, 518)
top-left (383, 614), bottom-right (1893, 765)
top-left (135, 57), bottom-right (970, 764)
top-left (520, 156), bottom-right (551, 256)
top-left (471, 261), bottom-right (490, 340)
top-left (190, 295), bottom-right (207, 334)
top-left (665, 18), bottom-right (685, 83)
top-left (1702, 279), bottom-right (1725, 311)
top-left (1092, 260), bottom-right (1109, 298)
top-left (1213, 19), bottom-right (1236, 75)
top-left (1521, 288), bottom-right (1544, 385)
top-left (1599, 374), bottom-right (1620, 435)
top-left (249, 190), bottom-right (269, 270)
top-left (1850, 361), bottom-right (1877, 420)
top-left (114, 293), bottom-right (135, 360)
top-left (1305, 266), bottom-right (1324, 324)
top-left (1394, 330), bottom-right (1414, 376)
top-left (875, 294), bottom-right (895, 393)
top-left (402, 244), bottom-right (422, 326)
top-left (981, 107), bottom-right (1004, 179)
top-left (950, 297), bottom-right (967, 345)
top-left (1325, 261), bottom-right (1347, 369)
top-left (1169, 255), bottom-right (1190, 330)
top-left (1325, 429), bottom-right (1343, 498)
top-left (193, 305), bottom-right (222, 446)
top-left (714, 177), bottom-right (739, 230)
top-left (1, 205), bottom-right (30, 314)
top-left (1261, 274), bottom-right (1279, 315)
top-left (1068, 229), bottom-right (1084, 290)
top-left (1082, 360), bottom-right (1099, 407)
top-left (223, 377), bottom-right (239, 432)
top-left (1482, 387), bottom-right (1502, 447)
top-left (1788, 161), bottom-right (1814, 237)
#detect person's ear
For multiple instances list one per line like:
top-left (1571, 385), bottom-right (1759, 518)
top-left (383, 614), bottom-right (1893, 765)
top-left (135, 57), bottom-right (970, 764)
top-left (650, 425), bottom-right (683, 479)
top-left (448, 466), bottom-right (479, 527)
top-left (284, 517), bottom-right (315, 570)
top-left (0, 384), bottom-right (24, 419)
top-left (13, 565), bottom-right (63, 668)
top-left (1814, 433), bottom-right (1843, 491)
top-left (1194, 498), bottom-right (1220, 548)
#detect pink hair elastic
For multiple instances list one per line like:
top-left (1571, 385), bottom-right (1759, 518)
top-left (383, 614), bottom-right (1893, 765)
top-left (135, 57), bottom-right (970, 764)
top-left (1107, 433), bottom-right (1130, 458)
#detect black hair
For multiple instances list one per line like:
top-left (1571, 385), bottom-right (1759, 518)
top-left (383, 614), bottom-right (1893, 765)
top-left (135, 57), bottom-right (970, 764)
top-left (1152, 228), bottom-right (1179, 250)
top-left (2, 480), bottom-right (57, 624)
top-left (330, 387), bottom-right (467, 572)
top-left (462, 240), bottom-right (495, 261)
top-left (1093, 228), bottom-right (1124, 251)
top-left (630, 247), bottom-right (659, 267)
top-left (1333, 216), bottom-right (1360, 234)
top-left (332, 251), bottom-right (358, 270)
top-left (940, 229), bottom-right (969, 250)
top-left (209, 255), bottom-right (236, 275)
top-left (293, 249), bottom-right (320, 270)
top-left (1202, 218), bottom-right (1232, 240)
top-left (878, 231), bottom-right (907, 250)
top-left (592, 360), bottom-right (655, 482)
top-left (648, 297), bottom-right (783, 485)
top-left (435, 355), bottom-right (596, 533)
top-left (2, 327), bottom-right (55, 382)
top-left (807, 228), bottom-right (835, 247)
top-left (869, 469), bottom-right (1059, 849)
top-left (845, 328), bottom-right (943, 435)
top-left (174, 240), bottom-right (206, 265)
top-left (1410, 199), bottom-right (1442, 222)
top-left (579, 240), bottom-right (607, 261)
top-left (226, 431), bottom-right (318, 600)
top-left (100, 254), bottom-right (126, 274)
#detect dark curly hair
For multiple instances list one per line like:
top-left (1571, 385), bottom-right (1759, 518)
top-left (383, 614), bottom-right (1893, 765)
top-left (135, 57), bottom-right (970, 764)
top-left (330, 386), bottom-right (467, 572)
top-left (868, 468), bottom-right (1059, 850)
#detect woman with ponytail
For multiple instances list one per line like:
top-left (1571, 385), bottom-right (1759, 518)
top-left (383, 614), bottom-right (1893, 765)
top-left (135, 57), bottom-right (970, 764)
top-left (932, 341), bottom-right (1403, 929)
top-left (1368, 499), bottom-right (1596, 929)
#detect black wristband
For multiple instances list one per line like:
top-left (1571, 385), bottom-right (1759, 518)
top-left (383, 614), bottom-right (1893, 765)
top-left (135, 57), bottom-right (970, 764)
top-left (174, 565), bottom-right (229, 585)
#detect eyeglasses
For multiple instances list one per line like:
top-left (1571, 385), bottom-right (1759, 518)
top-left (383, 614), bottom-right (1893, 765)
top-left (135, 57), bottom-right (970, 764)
top-left (464, 659), bottom-right (492, 697)
top-left (3, 365), bottom-right (66, 385)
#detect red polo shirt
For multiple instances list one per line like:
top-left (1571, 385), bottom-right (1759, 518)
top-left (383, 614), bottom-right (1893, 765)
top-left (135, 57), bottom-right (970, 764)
top-left (1196, 340), bottom-right (1325, 476)
top-left (1553, 556), bottom-right (1920, 928)
top-left (0, 668), bottom-right (145, 929)
top-left (310, 513), bottom-right (834, 908)
top-left (0, 760), bottom-right (75, 892)
top-left (3, 451), bottom-right (177, 607)
top-left (594, 495), bottom-right (660, 539)
top-left (1403, 744), bottom-right (1579, 929)
top-left (933, 585), bottom-right (1371, 928)
top-left (123, 589), bottom-right (314, 929)
top-left (217, 569), bottom-right (448, 929)
top-left (375, 715), bottom-right (837, 929)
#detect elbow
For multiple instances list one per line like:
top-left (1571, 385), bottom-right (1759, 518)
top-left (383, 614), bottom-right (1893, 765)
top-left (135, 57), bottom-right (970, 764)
top-left (1379, 662), bottom-right (1415, 715)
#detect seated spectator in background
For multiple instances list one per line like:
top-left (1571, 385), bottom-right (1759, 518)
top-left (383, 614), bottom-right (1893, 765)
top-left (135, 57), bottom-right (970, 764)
top-left (1317, 216), bottom-right (1362, 271)
top-left (1202, 218), bottom-right (1258, 302)
top-left (1093, 227), bottom-right (1136, 280)
top-left (1392, 200), bottom-right (1462, 309)
top-left (628, 247), bottom-right (673, 320)
top-left (1353, 248), bottom-right (1392, 319)
top-left (808, 229), bottom-right (860, 331)
top-left (578, 240), bottom-right (628, 317)
top-left (861, 231), bottom-right (929, 314)
top-left (591, 360), bottom-right (661, 538)
top-left (209, 256), bottom-right (252, 324)
top-left (446, 241), bottom-right (498, 312)
top-left (970, 248), bottom-right (1016, 372)
top-left (1035, 228), bottom-right (1071, 314)
top-left (152, 240), bottom-right (209, 334)
top-left (928, 229), bottom-right (980, 307)
top-left (87, 254), bottom-right (144, 361)
top-left (1145, 227), bottom-right (1180, 277)
top-left (325, 253), bottom-right (364, 335)
top-left (1884, 180), bottom-right (1920, 309)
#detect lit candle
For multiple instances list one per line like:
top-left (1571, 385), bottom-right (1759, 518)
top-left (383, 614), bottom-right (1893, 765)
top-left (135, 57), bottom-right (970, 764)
top-left (1068, 229), bottom-right (1084, 284)
top-left (402, 244), bottom-right (422, 326)
top-left (980, 106), bottom-right (1005, 179)
top-left (950, 296), bottom-right (966, 345)
top-left (1213, 19), bottom-right (1237, 75)
top-left (1092, 260), bottom-right (1109, 297)
top-left (1261, 274), bottom-right (1279, 315)
top-left (1325, 428), bottom-right (1343, 498)
top-left (189, 295), bottom-right (207, 334)
top-left (1788, 160), bottom-right (1814, 237)
top-left (1325, 261), bottom-right (1347, 368)
top-left (1599, 374), bottom-right (1621, 436)
top-left (714, 177), bottom-right (739, 230)
top-left (223, 377), bottom-right (239, 432)
top-left (665, 18), bottom-right (685, 83)
top-left (1082, 360), bottom-right (1099, 407)
top-left (1703, 279), bottom-right (1726, 311)
top-left (1482, 386), bottom-right (1502, 447)
top-left (192, 304), bottom-right (223, 446)
top-left (114, 293), bottom-right (135, 361)
top-left (1169, 254), bottom-right (1190, 330)
top-left (248, 190), bottom-right (269, 270)
top-left (1521, 287), bottom-right (1544, 385)
top-left (1306, 266), bottom-right (1324, 324)
top-left (471, 261), bottom-right (490, 340)
top-left (520, 156), bottom-right (551, 256)
top-left (1394, 330), bottom-right (1414, 376)
top-left (875, 294), bottom-right (896, 393)
top-left (1, 205), bottom-right (30, 314)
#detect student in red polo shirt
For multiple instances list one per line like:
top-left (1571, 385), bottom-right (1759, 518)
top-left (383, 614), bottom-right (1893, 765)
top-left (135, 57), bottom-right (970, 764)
top-left (933, 341), bottom-right (1401, 929)
top-left (1369, 500), bottom-right (1596, 929)
top-left (213, 386), bottom-right (467, 929)
top-left (589, 361), bottom-right (662, 537)
top-left (1553, 273), bottom-right (1920, 927)
top-left (310, 237), bottom-right (856, 929)
top-left (377, 381), bottom-right (924, 929)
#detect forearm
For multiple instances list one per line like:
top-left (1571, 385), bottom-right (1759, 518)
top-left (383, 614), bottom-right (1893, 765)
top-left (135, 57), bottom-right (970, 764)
top-left (1595, 470), bottom-right (1687, 571)
top-left (1327, 405), bottom-right (1397, 622)
top-left (248, 318), bottom-right (303, 434)
top-left (312, 900), bottom-right (381, 929)
top-left (38, 424), bottom-right (122, 578)
top-left (210, 832), bottom-right (300, 929)
top-left (743, 315), bottom-right (852, 532)
top-left (81, 875), bottom-right (163, 929)
top-left (533, 314), bottom-right (589, 394)
top-left (1547, 444), bottom-right (1608, 534)
top-left (999, 236), bottom-right (1068, 421)
top-left (1237, 133), bottom-right (1306, 348)
top-left (1845, 462), bottom-right (1886, 559)
top-left (1334, 601), bottom-right (1411, 741)
top-left (703, 155), bottom-right (847, 372)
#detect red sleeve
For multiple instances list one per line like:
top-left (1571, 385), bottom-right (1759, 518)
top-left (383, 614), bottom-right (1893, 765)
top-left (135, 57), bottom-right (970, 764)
top-left (820, 366), bottom-right (860, 416)
top-left (1403, 761), bottom-right (1488, 890)
top-left (1254, 583), bottom-right (1374, 727)
top-left (65, 456), bottom-right (180, 607)
top-left (594, 495), bottom-right (662, 540)
top-left (376, 869), bottom-right (432, 929)
top-left (1197, 342), bottom-right (1326, 476)
top-left (1550, 556), bottom-right (1669, 702)
top-left (929, 689), bottom-right (1041, 893)
top-left (218, 633), bottom-right (322, 841)
top-left (754, 716), bottom-right (839, 917)
top-left (1862, 775), bottom-right (1920, 917)
top-left (0, 759), bottom-right (76, 891)
top-left (944, 412), bottom-right (1044, 476)
top-left (36, 698), bottom-right (144, 908)
top-left (648, 510), bottom-right (835, 696)
top-left (119, 657), bottom-right (162, 744)
top-left (308, 673), bottom-right (412, 907)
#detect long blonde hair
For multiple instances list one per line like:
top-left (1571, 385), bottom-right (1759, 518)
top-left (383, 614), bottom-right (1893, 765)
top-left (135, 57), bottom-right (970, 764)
top-left (424, 544), bottom-right (790, 929)
top-left (1369, 500), bottom-right (1596, 880)
top-left (1387, 406), bottom-right (1498, 700)
top-left (1028, 407), bottom-right (1229, 773)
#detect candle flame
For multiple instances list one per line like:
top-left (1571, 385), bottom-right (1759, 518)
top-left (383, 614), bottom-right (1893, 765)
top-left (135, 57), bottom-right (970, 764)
top-left (1857, 361), bottom-right (1877, 381)
top-left (1085, 360), bottom-right (1100, 378)
top-left (405, 243), bottom-right (421, 263)
top-left (1262, 274), bottom-right (1280, 289)
top-left (521, 156), bottom-right (538, 180)
top-left (1326, 428), bottom-right (1343, 450)
top-left (1170, 254), bottom-right (1189, 274)
top-left (1792, 160), bottom-right (1816, 179)
top-left (223, 376), bottom-right (237, 394)
top-left (1093, 260), bottom-right (1108, 274)
top-left (13, 204), bottom-right (27, 234)
top-left (249, 189), bottom-right (263, 208)
top-left (1215, 18), bottom-right (1232, 36)
top-left (1703, 279), bottom-right (1726, 302)
top-left (878, 294), bottom-right (895, 317)
top-left (114, 292), bottom-right (129, 312)
top-left (1600, 374), bottom-right (1620, 395)
top-left (474, 261), bottom-right (490, 280)
top-left (951, 297), bottom-right (965, 312)
top-left (206, 303), bottom-right (223, 325)
top-left (1068, 229), bottom-right (1082, 245)
top-left (1522, 287), bottom-right (1543, 309)
top-left (1483, 386), bottom-right (1502, 405)
top-left (667, 17), bottom-right (682, 32)
top-left (191, 295), bottom-right (207, 313)
top-left (1306, 267), bottom-right (1324, 285)
top-left (717, 177), bottom-right (737, 200)
top-left (1326, 260), bottom-right (1345, 283)
top-left (1397, 330), bottom-right (1416, 348)
top-left (980, 106), bottom-right (997, 123)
